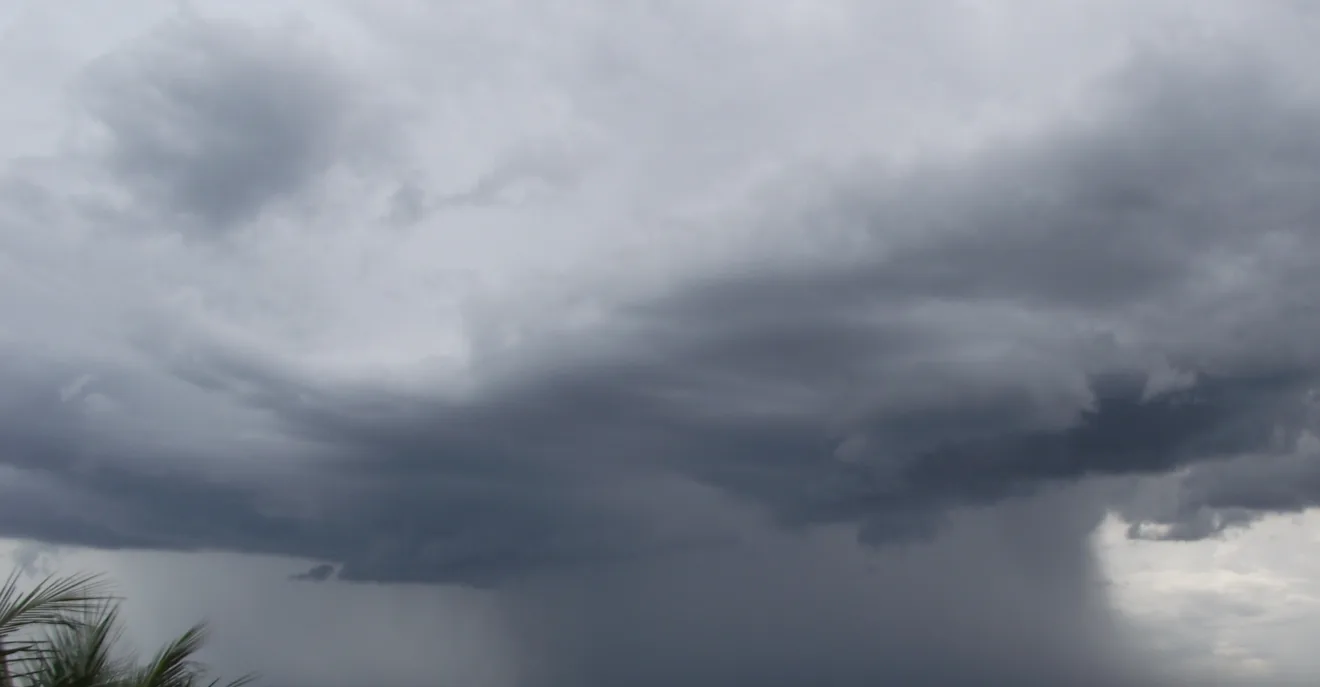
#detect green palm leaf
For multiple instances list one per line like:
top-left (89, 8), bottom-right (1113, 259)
top-left (13, 601), bottom-right (129, 687)
top-left (0, 572), bottom-right (113, 640)
top-left (127, 624), bottom-right (255, 687)
top-left (0, 572), bottom-right (254, 687)
top-left (0, 572), bottom-right (115, 686)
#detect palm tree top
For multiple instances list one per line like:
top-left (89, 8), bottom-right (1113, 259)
top-left (0, 571), bottom-right (255, 687)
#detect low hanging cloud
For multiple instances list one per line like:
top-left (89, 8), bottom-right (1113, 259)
top-left (3, 1), bottom-right (1320, 685)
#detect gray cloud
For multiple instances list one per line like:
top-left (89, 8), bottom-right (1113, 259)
top-left (4, 3), bottom-right (1320, 685)
top-left (1119, 423), bottom-right (1320, 541)
top-left (76, 15), bottom-right (356, 231)
top-left (290, 563), bottom-right (336, 581)
top-left (4, 31), bottom-right (1320, 583)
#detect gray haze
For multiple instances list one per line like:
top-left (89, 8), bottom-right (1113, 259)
top-left (503, 484), bottom-right (1162, 687)
top-left (3, 1), bottom-right (1320, 685)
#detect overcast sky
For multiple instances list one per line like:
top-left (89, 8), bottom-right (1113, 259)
top-left (4, 1), bottom-right (1320, 685)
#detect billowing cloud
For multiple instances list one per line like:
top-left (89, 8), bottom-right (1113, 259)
top-left (74, 13), bottom-right (378, 233)
top-left (3, 1), bottom-right (1320, 685)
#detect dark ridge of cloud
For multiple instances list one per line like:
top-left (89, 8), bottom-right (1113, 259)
top-left (75, 15), bottom-right (356, 232)
top-left (1118, 421), bottom-right (1320, 542)
top-left (290, 563), bottom-right (336, 582)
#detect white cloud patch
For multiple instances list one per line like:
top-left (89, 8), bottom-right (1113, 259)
top-left (1102, 510), bottom-right (1320, 681)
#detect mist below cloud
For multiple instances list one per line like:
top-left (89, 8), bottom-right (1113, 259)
top-left (501, 484), bottom-right (1166, 687)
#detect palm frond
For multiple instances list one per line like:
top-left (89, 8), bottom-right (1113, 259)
top-left (0, 572), bottom-right (114, 641)
top-left (128, 624), bottom-right (212, 687)
top-left (127, 623), bottom-right (257, 687)
top-left (0, 572), bottom-right (254, 687)
top-left (15, 600), bottom-right (130, 687)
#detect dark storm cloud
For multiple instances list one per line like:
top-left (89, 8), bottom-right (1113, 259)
top-left (5, 6), bottom-right (1320, 684)
top-left (1, 44), bottom-right (1318, 595)
top-left (76, 16), bottom-right (355, 231)
top-left (1118, 402), bottom-right (1320, 542)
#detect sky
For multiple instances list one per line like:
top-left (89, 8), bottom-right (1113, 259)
top-left (3, 0), bottom-right (1320, 685)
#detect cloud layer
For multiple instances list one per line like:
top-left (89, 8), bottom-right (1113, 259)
top-left (4, 1), bottom-right (1320, 684)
